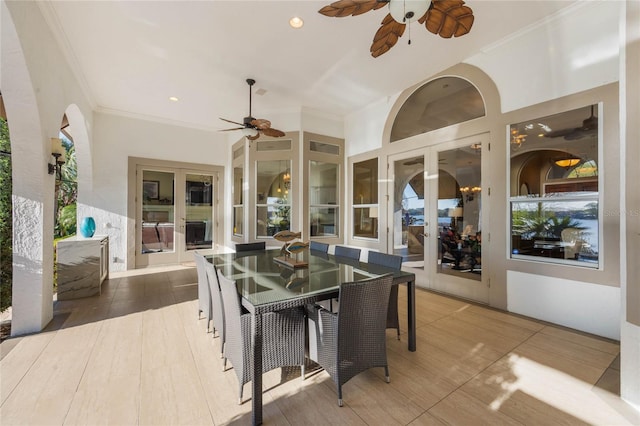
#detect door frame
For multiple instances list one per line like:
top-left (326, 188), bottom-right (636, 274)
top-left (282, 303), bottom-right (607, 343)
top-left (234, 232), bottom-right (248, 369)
top-left (426, 134), bottom-right (489, 303)
top-left (385, 134), bottom-right (489, 304)
top-left (128, 157), bottom-right (224, 269)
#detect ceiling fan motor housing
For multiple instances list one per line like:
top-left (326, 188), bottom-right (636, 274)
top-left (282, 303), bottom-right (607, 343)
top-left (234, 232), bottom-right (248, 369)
top-left (389, 0), bottom-right (430, 23)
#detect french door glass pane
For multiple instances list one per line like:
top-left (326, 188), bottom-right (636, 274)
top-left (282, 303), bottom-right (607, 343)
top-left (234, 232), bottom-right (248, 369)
top-left (142, 170), bottom-right (175, 253)
top-left (185, 173), bottom-right (214, 250)
top-left (437, 147), bottom-right (481, 279)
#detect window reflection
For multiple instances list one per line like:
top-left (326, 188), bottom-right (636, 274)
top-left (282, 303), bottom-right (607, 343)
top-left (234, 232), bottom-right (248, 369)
top-left (509, 104), bottom-right (600, 267)
top-left (256, 160), bottom-right (291, 237)
top-left (233, 167), bottom-right (243, 236)
top-left (437, 147), bottom-right (482, 278)
top-left (353, 158), bottom-right (378, 239)
top-left (310, 161), bottom-right (338, 237)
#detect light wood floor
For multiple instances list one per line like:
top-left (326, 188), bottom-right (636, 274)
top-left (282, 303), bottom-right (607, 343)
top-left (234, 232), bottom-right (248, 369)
top-left (2, 266), bottom-right (639, 425)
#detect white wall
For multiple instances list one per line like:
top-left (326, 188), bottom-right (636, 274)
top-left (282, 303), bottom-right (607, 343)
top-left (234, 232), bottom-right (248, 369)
top-left (91, 113), bottom-right (228, 271)
top-left (507, 271), bottom-right (620, 339)
top-left (3, 0), bottom-right (95, 335)
top-left (342, 0), bottom-right (624, 341)
top-left (466, 1), bottom-right (620, 113)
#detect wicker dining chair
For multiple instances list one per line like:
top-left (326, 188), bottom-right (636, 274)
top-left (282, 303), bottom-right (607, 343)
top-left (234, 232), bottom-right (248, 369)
top-left (235, 241), bottom-right (266, 252)
top-left (334, 245), bottom-right (361, 260)
top-left (204, 261), bottom-right (226, 361)
top-left (193, 251), bottom-right (212, 332)
top-left (306, 274), bottom-right (394, 407)
top-left (367, 251), bottom-right (403, 340)
top-left (309, 241), bottom-right (329, 253)
top-left (217, 269), bottom-right (306, 404)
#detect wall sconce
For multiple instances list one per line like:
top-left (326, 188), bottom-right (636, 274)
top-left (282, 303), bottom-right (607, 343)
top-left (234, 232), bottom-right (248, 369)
top-left (48, 137), bottom-right (66, 180)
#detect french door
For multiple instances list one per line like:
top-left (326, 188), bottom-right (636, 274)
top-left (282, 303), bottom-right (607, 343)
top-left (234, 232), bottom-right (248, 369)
top-left (388, 134), bottom-right (489, 303)
top-left (136, 165), bottom-right (218, 267)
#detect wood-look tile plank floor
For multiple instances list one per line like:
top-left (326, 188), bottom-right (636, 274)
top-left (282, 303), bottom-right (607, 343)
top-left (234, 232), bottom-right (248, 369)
top-left (1, 265), bottom-right (638, 425)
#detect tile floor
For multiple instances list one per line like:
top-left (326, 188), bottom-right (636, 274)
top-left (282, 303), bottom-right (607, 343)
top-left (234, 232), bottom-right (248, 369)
top-left (1, 265), bottom-right (638, 425)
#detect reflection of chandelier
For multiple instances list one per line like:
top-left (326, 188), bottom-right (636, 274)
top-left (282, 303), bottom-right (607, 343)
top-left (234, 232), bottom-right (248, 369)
top-left (283, 170), bottom-right (291, 190)
top-left (554, 157), bottom-right (581, 169)
top-left (460, 186), bottom-right (481, 201)
top-left (511, 128), bottom-right (526, 149)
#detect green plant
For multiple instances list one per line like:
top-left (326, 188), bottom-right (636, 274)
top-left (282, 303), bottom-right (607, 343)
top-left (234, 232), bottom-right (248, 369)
top-left (0, 118), bottom-right (12, 313)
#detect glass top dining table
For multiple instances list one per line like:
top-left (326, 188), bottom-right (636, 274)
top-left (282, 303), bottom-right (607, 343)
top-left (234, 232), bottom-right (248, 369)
top-left (206, 248), bottom-right (416, 425)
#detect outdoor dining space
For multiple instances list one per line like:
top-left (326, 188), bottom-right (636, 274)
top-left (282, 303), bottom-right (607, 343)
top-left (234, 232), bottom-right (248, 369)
top-left (1, 246), bottom-right (634, 426)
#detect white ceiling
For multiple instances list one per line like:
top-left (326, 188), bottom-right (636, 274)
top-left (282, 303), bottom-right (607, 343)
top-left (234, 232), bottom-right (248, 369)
top-left (40, 1), bottom-right (577, 132)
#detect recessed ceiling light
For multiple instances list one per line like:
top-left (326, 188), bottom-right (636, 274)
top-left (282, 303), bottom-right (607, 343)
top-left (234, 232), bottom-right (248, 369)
top-left (169, 96), bottom-right (179, 102)
top-left (289, 16), bottom-right (304, 29)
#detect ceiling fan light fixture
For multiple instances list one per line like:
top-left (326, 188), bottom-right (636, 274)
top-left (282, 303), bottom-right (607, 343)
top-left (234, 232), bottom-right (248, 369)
top-left (388, 0), bottom-right (430, 23)
top-left (555, 157), bottom-right (582, 169)
top-left (289, 16), bottom-right (304, 29)
top-left (242, 127), bottom-right (259, 138)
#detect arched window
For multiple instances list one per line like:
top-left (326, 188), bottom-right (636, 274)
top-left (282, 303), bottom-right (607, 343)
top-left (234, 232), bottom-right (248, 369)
top-left (390, 76), bottom-right (485, 142)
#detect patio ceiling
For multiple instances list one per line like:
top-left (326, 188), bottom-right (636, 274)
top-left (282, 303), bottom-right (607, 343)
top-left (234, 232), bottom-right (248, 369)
top-left (38, 1), bottom-right (578, 133)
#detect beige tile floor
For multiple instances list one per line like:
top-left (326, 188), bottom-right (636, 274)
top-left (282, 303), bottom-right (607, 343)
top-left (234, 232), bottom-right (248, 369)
top-left (1, 265), bottom-right (639, 425)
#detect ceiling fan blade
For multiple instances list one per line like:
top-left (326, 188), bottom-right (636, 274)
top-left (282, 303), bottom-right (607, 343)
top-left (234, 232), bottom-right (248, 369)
top-left (423, 0), bottom-right (474, 38)
top-left (544, 128), bottom-right (575, 139)
top-left (219, 117), bottom-right (245, 126)
top-left (370, 13), bottom-right (406, 58)
top-left (246, 133), bottom-right (260, 141)
top-left (261, 127), bottom-right (286, 137)
top-left (220, 127), bottom-right (244, 132)
top-left (319, 0), bottom-right (386, 18)
top-left (250, 118), bottom-right (272, 130)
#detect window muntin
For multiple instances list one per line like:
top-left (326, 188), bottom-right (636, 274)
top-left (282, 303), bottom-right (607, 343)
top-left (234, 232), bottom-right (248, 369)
top-left (510, 104), bottom-right (600, 267)
top-left (256, 160), bottom-right (291, 238)
top-left (353, 158), bottom-right (378, 239)
top-left (310, 161), bottom-right (338, 237)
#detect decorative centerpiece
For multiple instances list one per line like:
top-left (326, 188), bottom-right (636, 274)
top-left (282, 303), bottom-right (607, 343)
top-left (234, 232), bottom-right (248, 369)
top-left (273, 230), bottom-right (309, 269)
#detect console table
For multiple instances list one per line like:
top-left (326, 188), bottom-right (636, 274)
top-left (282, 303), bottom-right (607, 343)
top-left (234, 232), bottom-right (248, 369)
top-left (56, 235), bottom-right (109, 300)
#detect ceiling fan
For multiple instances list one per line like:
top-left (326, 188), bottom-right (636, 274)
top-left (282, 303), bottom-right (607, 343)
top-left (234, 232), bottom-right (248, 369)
top-left (544, 105), bottom-right (598, 140)
top-left (318, 0), bottom-right (474, 58)
top-left (219, 79), bottom-right (285, 141)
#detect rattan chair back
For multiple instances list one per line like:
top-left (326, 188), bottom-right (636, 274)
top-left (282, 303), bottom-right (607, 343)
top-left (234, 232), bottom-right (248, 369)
top-left (367, 251), bottom-right (403, 339)
top-left (334, 245), bottom-right (361, 260)
top-left (310, 241), bottom-right (330, 253)
top-left (193, 251), bottom-right (211, 331)
top-left (235, 241), bottom-right (266, 252)
top-left (217, 269), bottom-right (306, 404)
top-left (307, 274), bottom-right (394, 406)
top-left (204, 261), bottom-right (226, 356)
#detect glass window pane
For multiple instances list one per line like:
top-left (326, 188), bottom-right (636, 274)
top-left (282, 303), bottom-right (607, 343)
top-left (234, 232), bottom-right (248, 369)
top-left (185, 174), bottom-right (214, 250)
top-left (353, 207), bottom-right (378, 239)
top-left (509, 104), bottom-right (600, 268)
top-left (353, 158), bottom-right (377, 205)
top-left (233, 146), bottom-right (243, 160)
top-left (310, 141), bottom-right (340, 155)
top-left (256, 139), bottom-right (291, 151)
top-left (233, 206), bottom-right (243, 236)
top-left (511, 200), bottom-right (599, 265)
top-left (510, 104), bottom-right (599, 198)
top-left (310, 161), bottom-right (338, 204)
top-left (233, 167), bottom-right (243, 205)
top-left (311, 207), bottom-right (338, 237)
top-left (142, 170), bottom-right (175, 253)
top-left (256, 160), bottom-right (291, 238)
top-left (391, 77), bottom-right (485, 142)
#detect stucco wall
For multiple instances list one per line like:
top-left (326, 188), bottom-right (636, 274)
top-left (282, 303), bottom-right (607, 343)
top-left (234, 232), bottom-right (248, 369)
top-left (343, 1), bottom-right (623, 339)
top-left (91, 113), bottom-right (229, 271)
